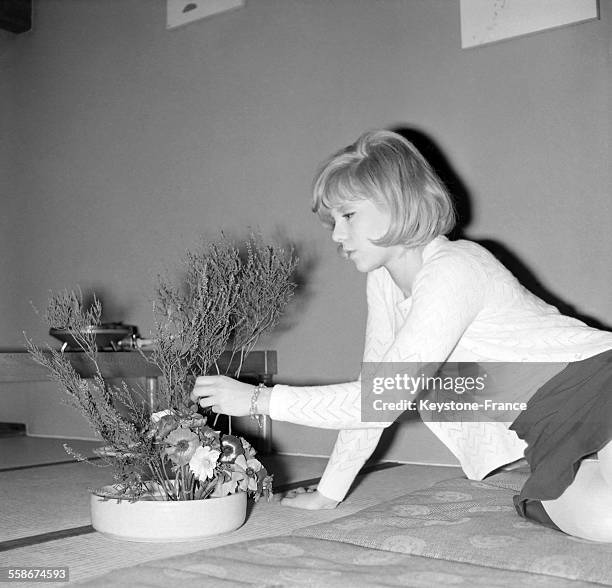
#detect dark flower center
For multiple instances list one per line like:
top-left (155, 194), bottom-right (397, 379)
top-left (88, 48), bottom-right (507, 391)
top-left (176, 440), bottom-right (189, 452)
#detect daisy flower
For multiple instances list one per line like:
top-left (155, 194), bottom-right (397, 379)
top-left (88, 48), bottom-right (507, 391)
top-left (189, 446), bottom-right (221, 481)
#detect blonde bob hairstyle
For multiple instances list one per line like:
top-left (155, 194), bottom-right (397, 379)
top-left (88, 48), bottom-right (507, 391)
top-left (312, 130), bottom-right (456, 248)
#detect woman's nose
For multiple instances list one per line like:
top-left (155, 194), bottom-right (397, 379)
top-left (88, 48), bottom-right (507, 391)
top-left (331, 223), bottom-right (345, 243)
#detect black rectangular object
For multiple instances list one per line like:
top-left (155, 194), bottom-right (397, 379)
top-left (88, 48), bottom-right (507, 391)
top-left (0, 0), bottom-right (32, 34)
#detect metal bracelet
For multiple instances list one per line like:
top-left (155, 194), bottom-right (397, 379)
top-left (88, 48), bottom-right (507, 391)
top-left (250, 383), bottom-right (266, 429)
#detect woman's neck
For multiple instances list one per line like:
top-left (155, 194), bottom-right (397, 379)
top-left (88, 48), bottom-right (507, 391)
top-left (383, 245), bottom-right (425, 298)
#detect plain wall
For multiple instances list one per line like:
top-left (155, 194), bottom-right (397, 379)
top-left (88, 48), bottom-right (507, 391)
top-left (1, 30), bottom-right (18, 337)
top-left (1, 30), bottom-right (32, 428)
top-left (1, 1), bottom-right (610, 464)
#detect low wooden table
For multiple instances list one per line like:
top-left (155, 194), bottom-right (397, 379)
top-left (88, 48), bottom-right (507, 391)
top-left (0, 349), bottom-right (277, 451)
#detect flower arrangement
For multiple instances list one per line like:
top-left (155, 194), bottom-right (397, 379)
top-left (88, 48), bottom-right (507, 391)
top-left (26, 233), bottom-right (298, 503)
top-left (141, 408), bottom-right (269, 501)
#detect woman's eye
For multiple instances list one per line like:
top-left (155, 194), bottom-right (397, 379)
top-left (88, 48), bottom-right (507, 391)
top-left (343, 212), bottom-right (355, 220)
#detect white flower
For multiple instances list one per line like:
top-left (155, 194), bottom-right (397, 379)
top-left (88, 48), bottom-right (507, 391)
top-left (151, 409), bottom-right (175, 423)
top-left (189, 446), bottom-right (221, 481)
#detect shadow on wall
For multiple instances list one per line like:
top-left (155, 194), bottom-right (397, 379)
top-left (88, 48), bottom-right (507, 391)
top-left (470, 239), bottom-right (611, 331)
top-left (264, 230), bottom-right (320, 337)
top-left (80, 286), bottom-right (137, 326)
top-left (392, 125), bottom-right (474, 233)
top-left (208, 229), bottom-right (321, 339)
top-left (392, 125), bottom-right (611, 332)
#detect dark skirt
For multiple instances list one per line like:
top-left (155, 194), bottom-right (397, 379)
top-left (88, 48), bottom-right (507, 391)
top-left (510, 348), bottom-right (612, 526)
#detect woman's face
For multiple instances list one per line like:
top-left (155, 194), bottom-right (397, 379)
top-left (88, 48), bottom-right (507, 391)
top-left (329, 198), bottom-right (400, 273)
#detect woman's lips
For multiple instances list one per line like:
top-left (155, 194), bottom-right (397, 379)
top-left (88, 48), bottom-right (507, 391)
top-left (336, 245), bottom-right (356, 260)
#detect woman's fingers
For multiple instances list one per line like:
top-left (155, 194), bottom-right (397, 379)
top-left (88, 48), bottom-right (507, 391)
top-left (190, 389), bottom-right (202, 403)
top-left (190, 376), bottom-right (220, 402)
top-left (196, 395), bottom-right (216, 409)
top-left (194, 374), bottom-right (226, 386)
top-left (190, 375), bottom-right (251, 417)
top-left (285, 485), bottom-right (317, 497)
top-left (191, 375), bottom-right (234, 403)
top-left (193, 390), bottom-right (222, 413)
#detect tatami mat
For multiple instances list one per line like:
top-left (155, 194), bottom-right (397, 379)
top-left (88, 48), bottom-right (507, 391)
top-left (0, 436), bottom-right (100, 471)
top-left (1, 464), bottom-right (460, 587)
top-left (1, 461), bottom-right (110, 543)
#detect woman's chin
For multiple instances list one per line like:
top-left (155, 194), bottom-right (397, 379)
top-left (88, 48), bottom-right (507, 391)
top-left (350, 258), bottom-right (374, 273)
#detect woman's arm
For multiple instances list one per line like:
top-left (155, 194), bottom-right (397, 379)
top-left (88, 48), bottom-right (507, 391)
top-left (269, 380), bottom-right (391, 429)
top-left (193, 251), bottom-right (486, 427)
top-left (190, 376), bottom-right (392, 428)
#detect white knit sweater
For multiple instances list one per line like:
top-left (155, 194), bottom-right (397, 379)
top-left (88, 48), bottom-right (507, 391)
top-left (270, 236), bottom-right (612, 501)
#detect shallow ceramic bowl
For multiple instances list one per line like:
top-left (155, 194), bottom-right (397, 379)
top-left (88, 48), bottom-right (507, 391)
top-left (90, 486), bottom-right (247, 542)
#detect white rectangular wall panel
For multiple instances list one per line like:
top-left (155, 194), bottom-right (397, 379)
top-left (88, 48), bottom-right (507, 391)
top-left (167, 0), bottom-right (244, 30)
top-left (460, 0), bottom-right (599, 48)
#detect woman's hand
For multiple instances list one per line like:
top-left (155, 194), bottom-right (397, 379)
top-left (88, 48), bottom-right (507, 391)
top-left (190, 375), bottom-right (270, 417)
